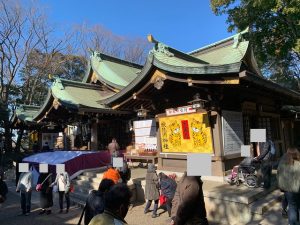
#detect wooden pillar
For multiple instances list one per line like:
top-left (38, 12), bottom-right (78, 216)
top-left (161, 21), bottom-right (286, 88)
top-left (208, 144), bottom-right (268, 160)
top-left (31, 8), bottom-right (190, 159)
top-left (157, 128), bottom-right (163, 168)
top-left (91, 122), bottom-right (98, 150)
top-left (211, 111), bottom-right (226, 176)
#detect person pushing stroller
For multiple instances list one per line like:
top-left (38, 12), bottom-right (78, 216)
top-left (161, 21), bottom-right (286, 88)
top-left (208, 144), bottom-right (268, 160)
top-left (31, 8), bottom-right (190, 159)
top-left (227, 139), bottom-right (275, 188)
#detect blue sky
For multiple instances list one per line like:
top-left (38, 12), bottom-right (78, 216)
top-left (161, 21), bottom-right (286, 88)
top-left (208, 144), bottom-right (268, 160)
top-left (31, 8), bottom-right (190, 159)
top-left (40, 0), bottom-right (231, 52)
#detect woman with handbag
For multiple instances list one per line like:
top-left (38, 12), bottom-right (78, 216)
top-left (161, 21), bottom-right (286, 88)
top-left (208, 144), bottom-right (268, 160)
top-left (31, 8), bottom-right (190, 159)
top-left (51, 171), bottom-right (71, 213)
top-left (158, 172), bottom-right (177, 217)
top-left (37, 172), bottom-right (53, 215)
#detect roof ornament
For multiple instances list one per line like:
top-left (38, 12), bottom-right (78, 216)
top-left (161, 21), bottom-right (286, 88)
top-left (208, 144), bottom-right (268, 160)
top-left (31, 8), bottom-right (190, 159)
top-left (232, 33), bottom-right (242, 49)
top-left (156, 43), bottom-right (174, 57)
top-left (91, 50), bottom-right (103, 62)
top-left (54, 77), bottom-right (64, 90)
top-left (233, 27), bottom-right (249, 49)
top-left (148, 34), bottom-right (174, 57)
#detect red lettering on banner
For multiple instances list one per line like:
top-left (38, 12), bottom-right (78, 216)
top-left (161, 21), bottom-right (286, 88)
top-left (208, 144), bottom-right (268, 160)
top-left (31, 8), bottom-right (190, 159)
top-left (181, 120), bottom-right (190, 139)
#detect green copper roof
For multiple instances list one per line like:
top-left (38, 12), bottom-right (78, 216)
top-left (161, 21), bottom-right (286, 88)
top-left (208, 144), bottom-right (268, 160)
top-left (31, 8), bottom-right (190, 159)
top-left (191, 41), bottom-right (249, 65)
top-left (150, 42), bottom-right (242, 74)
top-left (102, 43), bottom-right (244, 105)
top-left (189, 29), bottom-right (251, 65)
top-left (83, 52), bottom-right (142, 90)
top-left (51, 78), bottom-right (115, 109)
top-left (15, 105), bottom-right (40, 122)
top-left (152, 43), bottom-right (209, 67)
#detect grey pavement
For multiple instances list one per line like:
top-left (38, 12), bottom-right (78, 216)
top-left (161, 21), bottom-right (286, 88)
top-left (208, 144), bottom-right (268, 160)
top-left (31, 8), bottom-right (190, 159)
top-left (0, 177), bottom-right (290, 225)
top-left (0, 181), bottom-right (82, 225)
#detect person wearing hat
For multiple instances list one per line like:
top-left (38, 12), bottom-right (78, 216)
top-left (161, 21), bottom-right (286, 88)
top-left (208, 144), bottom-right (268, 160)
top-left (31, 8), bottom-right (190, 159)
top-left (144, 163), bottom-right (160, 218)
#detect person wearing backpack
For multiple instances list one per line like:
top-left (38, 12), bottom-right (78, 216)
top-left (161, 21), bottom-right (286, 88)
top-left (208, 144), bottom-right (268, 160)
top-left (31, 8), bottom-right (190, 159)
top-left (0, 173), bottom-right (8, 204)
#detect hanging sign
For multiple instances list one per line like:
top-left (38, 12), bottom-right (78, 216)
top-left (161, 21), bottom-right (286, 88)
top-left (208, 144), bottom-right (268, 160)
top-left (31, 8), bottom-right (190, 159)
top-left (166, 105), bottom-right (196, 116)
top-left (159, 113), bottom-right (213, 153)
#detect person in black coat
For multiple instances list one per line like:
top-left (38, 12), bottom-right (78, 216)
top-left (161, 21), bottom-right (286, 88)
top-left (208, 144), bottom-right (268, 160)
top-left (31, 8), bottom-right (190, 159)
top-left (0, 173), bottom-right (8, 203)
top-left (254, 139), bottom-right (273, 188)
top-left (37, 172), bottom-right (53, 214)
top-left (84, 178), bottom-right (115, 225)
top-left (119, 161), bottom-right (131, 184)
top-left (158, 172), bottom-right (177, 217)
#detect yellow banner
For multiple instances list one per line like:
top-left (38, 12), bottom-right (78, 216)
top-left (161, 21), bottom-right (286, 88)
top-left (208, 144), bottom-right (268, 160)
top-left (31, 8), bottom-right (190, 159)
top-left (159, 113), bottom-right (213, 153)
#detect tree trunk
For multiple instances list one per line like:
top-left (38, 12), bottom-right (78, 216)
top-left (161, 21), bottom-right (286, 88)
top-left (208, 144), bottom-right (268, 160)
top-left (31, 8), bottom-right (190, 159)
top-left (15, 128), bottom-right (24, 153)
top-left (3, 119), bottom-right (12, 153)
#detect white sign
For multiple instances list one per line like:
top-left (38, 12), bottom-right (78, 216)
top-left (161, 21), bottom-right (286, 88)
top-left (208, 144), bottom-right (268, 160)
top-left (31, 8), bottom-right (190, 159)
top-left (222, 110), bottom-right (244, 155)
top-left (134, 119), bottom-right (157, 150)
top-left (166, 105), bottom-right (196, 116)
top-left (145, 137), bottom-right (157, 150)
top-left (133, 120), bottom-right (155, 129)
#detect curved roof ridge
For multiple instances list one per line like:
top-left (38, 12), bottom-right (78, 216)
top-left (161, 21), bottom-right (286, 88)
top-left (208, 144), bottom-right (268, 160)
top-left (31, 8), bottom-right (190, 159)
top-left (18, 104), bottom-right (41, 111)
top-left (90, 61), bottom-right (126, 90)
top-left (91, 51), bottom-right (143, 69)
top-left (32, 90), bottom-right (53, 121)
top-left (58, 78), bottom-right (103, 90)
top-left (149, 38), bottom-right (209, 64)
top-left (188, 28), bottom-right (249, 55)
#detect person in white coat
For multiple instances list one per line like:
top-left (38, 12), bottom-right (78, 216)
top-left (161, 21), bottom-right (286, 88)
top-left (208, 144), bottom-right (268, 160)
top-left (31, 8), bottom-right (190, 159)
top-left (16, 170), bottom-right (34, 216)
top-left (51, 171), bottom-right (70, 213)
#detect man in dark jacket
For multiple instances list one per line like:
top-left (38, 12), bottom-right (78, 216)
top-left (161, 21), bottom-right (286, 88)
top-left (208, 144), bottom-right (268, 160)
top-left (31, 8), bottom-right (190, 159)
top-left (171, 172), bottom-right (208, 225)
top-left (119, 161), bottom-right (131, 184)
top-left (255, 139), bottom-right (273, 188)
top-left (88, 183), bottom-right (132, 225)
top-left (159, 172), bottom-right (177, 217)
top-left (84, 179), bottom-right (114, 225)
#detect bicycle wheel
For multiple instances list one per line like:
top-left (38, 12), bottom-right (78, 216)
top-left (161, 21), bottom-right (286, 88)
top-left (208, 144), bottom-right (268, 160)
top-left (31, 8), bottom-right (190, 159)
top-left (245, 175), bottom-right (257, 188)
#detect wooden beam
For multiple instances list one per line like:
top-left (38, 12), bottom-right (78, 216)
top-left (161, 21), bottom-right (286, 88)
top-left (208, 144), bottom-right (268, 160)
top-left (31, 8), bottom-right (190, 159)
top-left (165, 74), bottom-right (239, 84)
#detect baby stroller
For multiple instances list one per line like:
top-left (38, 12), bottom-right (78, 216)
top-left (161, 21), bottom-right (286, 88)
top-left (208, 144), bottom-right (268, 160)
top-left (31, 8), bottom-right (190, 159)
top-left (227, 157), bottom-right (260, 188)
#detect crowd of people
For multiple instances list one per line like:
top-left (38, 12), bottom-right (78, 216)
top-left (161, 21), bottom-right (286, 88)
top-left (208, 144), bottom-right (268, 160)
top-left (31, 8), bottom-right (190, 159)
top-left (15, 167), bottom-right (72, 216)
top-left (82, 162), bottom-right (209, 225)
top-left (0, 137), bottom-right (299, 225)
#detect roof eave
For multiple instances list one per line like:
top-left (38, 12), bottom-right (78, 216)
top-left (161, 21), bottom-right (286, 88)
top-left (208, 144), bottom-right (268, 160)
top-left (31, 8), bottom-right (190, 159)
top-left (101, 54), bottom-right (155, 105)
top-left (153, 57), bottom-right (242, 75)
top-left (239, 71), bottom-right (300, 100)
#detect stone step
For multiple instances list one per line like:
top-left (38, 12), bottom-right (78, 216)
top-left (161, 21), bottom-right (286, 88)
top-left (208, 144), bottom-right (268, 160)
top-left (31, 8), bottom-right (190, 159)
top-left (96, 174), bottom-right (104, 179)
top-left (83, 171), bottom-right (104, 177)
top-left (74, 180), bottom-right (100, 189)
top-left (72, 184), bottom-right (94, 194)
top-left (249, 189), bottom-right (283, 215)
top-left (70, 194), bottom-right (86, 208)
top-left (70, 191), bottom-right (88, 202)
top-left (77, 175), bottom-right (103, 183)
